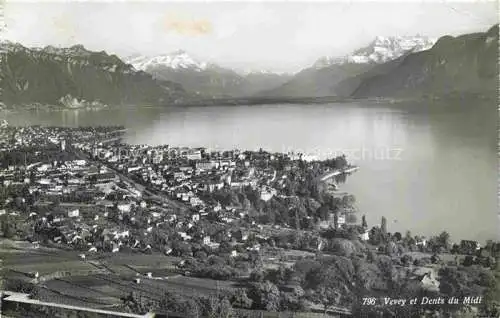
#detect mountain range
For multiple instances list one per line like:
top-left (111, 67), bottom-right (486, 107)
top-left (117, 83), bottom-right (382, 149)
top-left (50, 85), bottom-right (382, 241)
top-left (314, 35), bottom-right (436, 67)
top-left (351, 24), bottom-right (498, 98)
top-left (0, 25), bottom-right (497, 108)
top-left (0, 42), bottom-right (187, 108)
top-left (260, 26), bottom-right (498, 99)
top-left (125, 51), bottom-right (292, 98)
top-left (258, 35), bottom-right (437, 98)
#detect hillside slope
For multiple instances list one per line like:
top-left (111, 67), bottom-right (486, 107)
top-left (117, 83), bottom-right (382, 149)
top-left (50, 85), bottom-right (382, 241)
top-left (257, 63), bottom-right (371, 98)
top-left (260, 35), bottom-right (435, 98)
top-left (126, 51), bottom-right (291, 98)
top-left (0, 43), bottom-right (187, 108)
top-left (334, 53), bottom-right (412, 97)
top-left (352, 25), bottom-right (499, 98)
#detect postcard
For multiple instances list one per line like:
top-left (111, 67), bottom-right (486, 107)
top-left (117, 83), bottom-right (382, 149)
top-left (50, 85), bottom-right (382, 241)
top-left (0, 1), bottom-right (498, 317)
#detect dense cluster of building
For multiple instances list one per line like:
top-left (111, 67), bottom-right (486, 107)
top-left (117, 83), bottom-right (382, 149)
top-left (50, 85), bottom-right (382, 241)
top-left (0, 124), bottom-right (357, 258)
top-left (1, 124), bottom-right (497, 318)
top-left (1, 124), bottom-right (487, 261)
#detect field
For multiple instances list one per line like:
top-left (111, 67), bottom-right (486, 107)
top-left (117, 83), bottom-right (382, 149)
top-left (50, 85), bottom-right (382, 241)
top-left (402, 251), bottom-right (468, 265)
top-left (32, 272), bottom-right (243, 310)
top-left (0, 239), bottom-right (242, 311)
top-left (261, 248), bottom-right (317, 270)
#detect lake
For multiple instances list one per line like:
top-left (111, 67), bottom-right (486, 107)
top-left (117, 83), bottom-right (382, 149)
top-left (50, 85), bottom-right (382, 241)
top-left (1, 100), bottom-right (497, 243)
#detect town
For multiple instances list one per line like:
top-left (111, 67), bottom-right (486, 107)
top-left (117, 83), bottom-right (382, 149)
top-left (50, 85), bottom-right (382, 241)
top-left (0, 124), bottom-right (498, 318)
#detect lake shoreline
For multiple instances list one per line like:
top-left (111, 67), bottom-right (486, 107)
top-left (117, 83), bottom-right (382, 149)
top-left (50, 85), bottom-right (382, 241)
top-left (1, 92), bottom-right (495, 113)
top-left (0, 101), bottom-right (495, 242)
top-left (173, 93), bottom-right (495, 108)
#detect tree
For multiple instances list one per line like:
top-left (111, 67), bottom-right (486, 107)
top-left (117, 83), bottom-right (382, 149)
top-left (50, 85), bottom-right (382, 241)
top-left (437, 231), bottom-right (451, 251)
top-left (369, 227), bottom-right (383, 246)
top-left (384, 241), bottom-right (398, 256)
top-left (404, 230), bottom-right (415, 248)
top-left (172, 241), bottom-right (192, 257)
top-left (329, 238), bottom-right (357, 257)
top-left (267, 265), bottom-right (292, 285)
top-left (249, 269), bottom-right (264, 282)
top-left (361, 215), bottom-right (368, 228)
top-left (333, 212), bottom-right (339, 229)
top-left (381, 216), bottom-right (387, 238)
top-left (1, 217), bottom-right (15, 238)
top-left (194, 250), bottom-right (208, 261)
top-left (317, 205), bottom-right (329, 221)
top-left (201, 295), bottom-right (233, 318)
top-left (401, 254), bottom-right (413, 266)
top-left (231, 289), bottom-right (253, 309)
top-left (159, 292), bottom-right (188, 314)
top-left (294, 209), bottom-right (301, 230)
top-left (431, 254), bottom-right (441, 264)
top-left (292, 259), bottom-right (321, 285)
top-left (305, 256), bottom-right (355, 313)
top-left (248, 281), bottom-right (281, 311)
top-left (248, 252), bottom-right (263, 269)
top-left (462, 256), bottom-right (475, 267)
top-left (217, 297), bottom-right (233, 318)
top-left (184, 298), bottom-right (202, 318)
top-left (393, 232), bottom-right (402, 242)
top-left (376, 255), bottom-right (393, 282)
top-left (307, 271), bottom-right (347, 314)
top-left (367, 249), bottom-right (376, 263)
top-left (121, 292), bottom-right (150, 314)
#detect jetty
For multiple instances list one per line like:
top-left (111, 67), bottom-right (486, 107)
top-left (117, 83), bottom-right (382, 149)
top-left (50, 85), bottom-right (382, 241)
top-left (319, 165), bottom-right (359, 182)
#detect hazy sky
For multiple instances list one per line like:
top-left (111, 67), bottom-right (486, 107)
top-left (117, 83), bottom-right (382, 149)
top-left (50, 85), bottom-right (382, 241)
top-left (1, 1), bottom-right (497, 72)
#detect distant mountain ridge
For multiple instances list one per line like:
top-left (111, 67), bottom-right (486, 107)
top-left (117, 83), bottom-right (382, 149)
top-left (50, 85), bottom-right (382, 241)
top-left (259, 35), bottom-right (436, 98)
top-left (314, 35), bottom-right (436, 68)
top-left (257, 63), bottom-right (371, 98)
top-left (258, 27), bottom-right (497, 100)
top-left (124, 51), bottom-right (292, 98)
top-left (0, 42), bottom-right (187, 108)
top-left (352, 25), bottom-right (499, 98)
top-left (127, 50), bottom-right (211, 72)
top-left (1, 25), bottom-right (495, 108)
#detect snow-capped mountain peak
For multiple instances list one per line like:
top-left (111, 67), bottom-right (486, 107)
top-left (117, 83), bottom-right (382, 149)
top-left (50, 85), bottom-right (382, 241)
top-left (238, 68), bottom-right (295, 76)
top-left (313, 56), bottom-right (346, 69)
top-left (125, 50), bottom-right (210, 72)
top-left (314, 35), bottom-right (437, 68)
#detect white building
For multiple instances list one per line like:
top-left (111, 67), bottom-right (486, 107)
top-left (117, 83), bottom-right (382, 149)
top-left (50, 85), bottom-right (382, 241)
top-left (117, 203), bottom-right (132, 213)
top-left (68, 209), bottom-right (79, 218)
top-left (260, 187), bottom-right (277, 202)
top-left (338, 214), bottom-right (346, 226)
top-left (359, 230), bottom-right (370, 241)
top-left (203, 236), bottom-right (211, 245)
top-left (74, 159), bottom-right (87, 166)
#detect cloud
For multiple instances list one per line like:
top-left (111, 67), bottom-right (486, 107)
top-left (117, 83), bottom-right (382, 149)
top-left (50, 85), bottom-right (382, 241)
top-left (160, 12), bottom-right (212, 36)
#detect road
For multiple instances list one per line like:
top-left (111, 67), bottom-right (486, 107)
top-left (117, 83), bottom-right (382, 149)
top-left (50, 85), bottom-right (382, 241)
top-left (68, 145), bottom-right (353, 316)
top-left (2, 291), bottom-right (154, 318)
top-left (71, 146), bottom-right (187, 212)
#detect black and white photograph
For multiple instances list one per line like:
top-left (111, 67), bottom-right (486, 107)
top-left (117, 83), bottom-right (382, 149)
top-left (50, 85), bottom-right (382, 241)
top-left (0, 1), bottom-right (498, 317)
